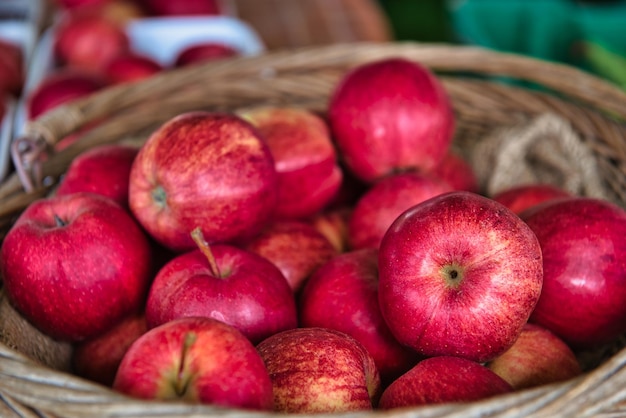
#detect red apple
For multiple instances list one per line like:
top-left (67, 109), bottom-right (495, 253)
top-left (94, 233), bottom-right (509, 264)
top-left (300, 248), bottom-right (421, 384)
top-left (256, 327), bottom-right (381, 413)
top-left (113, 316), bottom-right (274, 410)
top-left (53, 12), bottom-right (130, 73)
top-left (139, 0), bottom-right (222, 16)
top-left (56, 143), bottom-right (139, 209)
top-left (378, 356), bottom-right (512, 409)
top-left (378, 191), bottom-right (543, 363)
top-left (430, 150), bottom-right (479, 193)
top-left (145, 228), bottom-right (297, 344)
top-left (308, 207), bottom-right (352, 253)
top-left (241, 220), bottom-right (338, 292)
top-left (348, 171), bottom-right (453, 250)
top-left (0, 192), bottom-right (153, 342)
top-left (0, 38), bottom-right (24, 97)
top-left (522, 197), bottom-right (626, 349)
top-left (492, 183), bottom-right (572, 215)
top-left (174, 42), bottom-right (239, 67)
top-left (72, 312), bottom-right (147, 386)
top-left (240, 107), bottom-right (343, 220)
top-left (104, 52), bottom-right (163, 84)
top-left (27, 69), bottom-right (108, 119)
top-left (486, 323), bottom-right (582, 390)
top-left (328, 58), bottom-right (455, 183)
top-left (128, 111), bottom-right (278, 252)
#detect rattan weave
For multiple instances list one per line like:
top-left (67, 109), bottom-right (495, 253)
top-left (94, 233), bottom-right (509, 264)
top-left (1, 42), bottom-right (626, 417)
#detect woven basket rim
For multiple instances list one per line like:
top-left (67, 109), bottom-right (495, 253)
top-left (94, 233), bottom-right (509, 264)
top-left (2, 41), bottom-right (626, 417)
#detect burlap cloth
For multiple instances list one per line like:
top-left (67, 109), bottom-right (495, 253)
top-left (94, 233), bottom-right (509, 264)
top-left (469, 112), bottom-right (609, 200)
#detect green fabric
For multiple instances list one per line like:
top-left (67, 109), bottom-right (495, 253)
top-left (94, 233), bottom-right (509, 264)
top-left (447, 0), bottom-right (626, 88)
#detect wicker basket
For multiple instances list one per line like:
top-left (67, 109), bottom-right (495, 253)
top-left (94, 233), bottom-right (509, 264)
top-left (2, 42), bottom-right (626, 417)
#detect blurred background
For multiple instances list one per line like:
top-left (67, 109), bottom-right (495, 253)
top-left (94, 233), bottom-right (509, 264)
top-left (0, 0), bottom-right (625, 179)
top-left (380, 0), bottom-right (626, 89)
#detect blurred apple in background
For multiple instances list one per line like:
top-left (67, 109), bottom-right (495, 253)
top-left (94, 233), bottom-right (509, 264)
top-left (174, 42), bottom-right (239, 67)
top-left (55, 0), bottom-right (146, 24)
top-left (348, 171), bottom-right (453, 250)
top-left (145, 229), bottom-right (297, 344)
top-left (72, 312), bottom-right (147, 386)
top-left (53, 0), bottom-right (112, 10)
top-left (128, 111), bottom-right (278, 252)
top-left (256, 327), bottom-right (381, 413)
top-left (299, 248), bottom-right (421, 385)
top-left (378, 356), bottom-right (512, 409)
top-left (27, 68), bottom-right (108, 119)
top-left (430, 150), bottom-right (479, 193)
top-left (240, 107), bottom-right (343, 220)
top-left (53, 11), bottom-right (131, 74)
top-left (492, 183), bottom-right (571, 215)
top-left (242, 220), bottom-right (338, 292)
top-left (0, 193), bottom-right (153, 342)
top-left (113, 316), bottom-right (274, 410)
top-left (104, 52), bottom-right (163, 84)
top-left (486, 323), bottom-right (582, 390)
top-left (139, 0), bottom-right (222, 16)
top-left (56, 144), bottom-right (139, 210)
top-left (328, 57), bottom-right (455, 183)
top-left (0, 38), bottom-right (24, 98)
top-left (522, 197), bottom-right (626, 349)
top-left (378, 191), bottom-right (543, 363)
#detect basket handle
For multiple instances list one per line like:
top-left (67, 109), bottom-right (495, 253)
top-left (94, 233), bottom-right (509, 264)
top-left (10, 135), bottom-right (48, 193)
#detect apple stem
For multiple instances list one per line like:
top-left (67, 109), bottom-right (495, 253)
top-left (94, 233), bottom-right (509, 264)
top-left (191, 227), bottom-right (221, 278)
top-left (54, 214), bottom-right (66, 227)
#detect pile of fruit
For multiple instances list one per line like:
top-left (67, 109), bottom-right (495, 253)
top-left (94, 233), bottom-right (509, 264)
top-left (2, 48), bottom-right (626, 414)
top-left (22, 0), bottom-right (244, 152)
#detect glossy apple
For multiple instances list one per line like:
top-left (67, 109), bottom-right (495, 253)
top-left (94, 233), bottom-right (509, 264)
top-left (492, 183), bottom-right (571, 215)
top-left (53, 12), bottom-right (130, 74)
top-left (104, 52), bottom-right (163, 84)
top-left (522, 197), bottom-right (626, 349)
top-left (430, 150), bottom-right (479, 193)
top-left (486, 323), bottom-right (582, 390)
top-left (113, 316), bottom-right (274, 410)
top-left (128, 111), bottom-right (278, 252)
top-left (240, 107), bottom-right (343, 219)
top-left (328, 57), bottom-right (455, 183)
top-left (27, 69), bottom-right (107, 119)
top-left (174, 42), bottom-right (238, 67)
top-left (0, 192), bottom-right (153, 342)
top-left (72, 312), bottom-right (147, 386)
top-left (56, 143), bottom-right (138, 209)
top-left (145, 228), bottom-right (297, 344)
top-left (256, 327), bottom-right (381, 413)
top-left (378, 356), bottom-right (512, 409)
top-left (378, 191), bottom-right (543, 363)
top-left (242, 220), bottom-right (338, 292)
top-left (299, 248), bottom-right (421, 385)
top-left (348, 171), bottom-right (453, 250)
